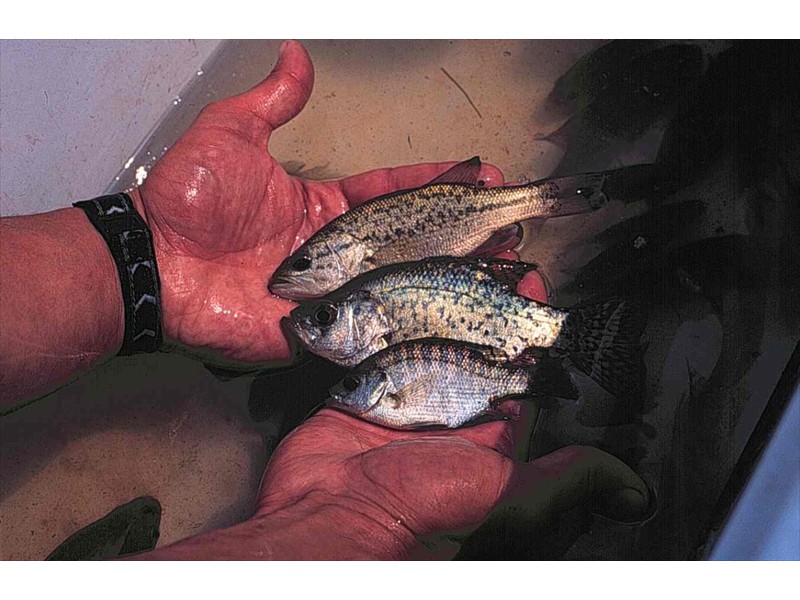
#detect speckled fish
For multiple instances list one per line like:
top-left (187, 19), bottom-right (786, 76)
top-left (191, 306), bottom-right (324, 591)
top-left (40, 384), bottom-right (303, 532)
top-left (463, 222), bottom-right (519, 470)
top-left (325, 338), bottom-right (578, 430)
top-left (270, 157), bottom-right (608, 299)
top-left (283, 257), bottom-right (645, 401)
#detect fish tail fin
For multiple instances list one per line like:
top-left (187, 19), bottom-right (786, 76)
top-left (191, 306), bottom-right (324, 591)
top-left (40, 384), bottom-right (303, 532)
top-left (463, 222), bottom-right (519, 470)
top-left (525, 357), bottom-right (580, 402)
top-left (557, 297), bottom-right (646, 402)
top-left (530, 172), bottom-right (608, 217)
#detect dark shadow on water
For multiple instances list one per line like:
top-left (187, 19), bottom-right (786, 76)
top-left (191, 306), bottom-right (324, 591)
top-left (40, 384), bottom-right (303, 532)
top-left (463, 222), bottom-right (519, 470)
top-left (460, 40), bottom-right (800, 560)
top-left (248, 356), bottom-right (347, 443)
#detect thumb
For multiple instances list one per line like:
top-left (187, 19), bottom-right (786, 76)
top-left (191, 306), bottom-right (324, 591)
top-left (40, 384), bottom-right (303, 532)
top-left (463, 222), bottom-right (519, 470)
top-left (512, 445), bottom-right (653, 522)
top-left (221, 40), bottom-right (314, 142)
top-left (454, 445), bottom-right (654, 559)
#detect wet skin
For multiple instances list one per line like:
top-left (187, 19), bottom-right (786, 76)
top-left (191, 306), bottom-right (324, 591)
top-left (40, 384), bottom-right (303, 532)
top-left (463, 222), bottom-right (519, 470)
top-left (130, 41), bottom-right (504, 365)
top-left (133, 42), bottom-right (650, 560)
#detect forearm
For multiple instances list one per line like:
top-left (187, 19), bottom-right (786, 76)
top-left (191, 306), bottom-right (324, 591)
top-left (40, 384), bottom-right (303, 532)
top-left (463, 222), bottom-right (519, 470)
top-left (0, 208), bottom-right (124, 407)
top-left (137, 501), bottom-right (414, 560)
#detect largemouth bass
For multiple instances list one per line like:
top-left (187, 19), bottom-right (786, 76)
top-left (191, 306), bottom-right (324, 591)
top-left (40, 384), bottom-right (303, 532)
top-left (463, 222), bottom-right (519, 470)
top-left (270, 157), bottom-right (608, 299)
top-left (283, 257), bottom-right (645, 401)
top-left (325, 338), bottom-right (578, 429)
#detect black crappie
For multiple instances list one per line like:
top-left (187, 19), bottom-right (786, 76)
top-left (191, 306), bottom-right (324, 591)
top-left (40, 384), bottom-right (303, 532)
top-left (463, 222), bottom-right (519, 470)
top-left (326, 338), bottom-right (578, 430)
top-left (270, 157), bottom-right (607, 299)
top-left (284, 257), bottom-right (645, 401)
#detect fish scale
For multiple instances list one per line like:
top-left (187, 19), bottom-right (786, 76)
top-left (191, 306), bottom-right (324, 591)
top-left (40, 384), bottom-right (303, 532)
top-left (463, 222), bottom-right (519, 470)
top-left (288, 257), bottom-right (646, 402)
top-left (326, 339), bottom-right (578, 429)
top-left (270, 157), bottom-right (607, 300)
top-left (327, 340), bottom-right (536, 429)
top-left (352, 185), bottom-right (564, 262)
top-left (357, 260), bottom-right (568, 359)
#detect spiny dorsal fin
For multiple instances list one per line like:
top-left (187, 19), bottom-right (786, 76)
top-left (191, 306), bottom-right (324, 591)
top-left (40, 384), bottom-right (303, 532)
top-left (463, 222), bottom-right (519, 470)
top-left (509, 347), bottom-right (541, 366)
top-left (472, 257), bottom-right (541, 291)
top-left (427, 156), bottom-right (482, 186)
top-left (469, 343), bottom-right (511, 364)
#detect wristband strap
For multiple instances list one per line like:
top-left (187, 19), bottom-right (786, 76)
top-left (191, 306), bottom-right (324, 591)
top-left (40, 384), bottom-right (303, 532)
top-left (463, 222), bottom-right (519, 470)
top-left (73, 193), bottom-right (163, 355)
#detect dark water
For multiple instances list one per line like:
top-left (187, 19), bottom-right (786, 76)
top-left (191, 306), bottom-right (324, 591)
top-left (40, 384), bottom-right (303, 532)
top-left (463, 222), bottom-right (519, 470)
top-left (249, 40), bottom-right (800, 560)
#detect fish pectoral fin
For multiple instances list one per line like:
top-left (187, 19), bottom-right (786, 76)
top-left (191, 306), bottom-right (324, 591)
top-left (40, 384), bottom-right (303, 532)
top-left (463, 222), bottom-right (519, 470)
top-left (468, 224), bottom-right (525, 257)
top-left (394, 376), bottom-right (436, 405)
top-left (361, 255), bottom-right (379, 271)
top-left (427, 156), bottom-right (483, 186)
top-left (466, 406), bottom-right (520, 426)
top-left (384, 393), bottom-right (404, 410)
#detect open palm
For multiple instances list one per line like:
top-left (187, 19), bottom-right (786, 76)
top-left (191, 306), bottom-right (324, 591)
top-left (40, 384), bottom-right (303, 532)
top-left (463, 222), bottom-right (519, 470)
top-left (125, 41), bottom-right (651, 559)
top-left (255, 406), bottom-right (652, 559)
top-left (133, 41), bottom-right (503, 364)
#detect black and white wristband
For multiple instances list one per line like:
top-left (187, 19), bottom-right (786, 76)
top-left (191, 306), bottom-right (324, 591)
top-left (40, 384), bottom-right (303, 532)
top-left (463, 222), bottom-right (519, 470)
top-left (73, 193), bottom-right (163, 355)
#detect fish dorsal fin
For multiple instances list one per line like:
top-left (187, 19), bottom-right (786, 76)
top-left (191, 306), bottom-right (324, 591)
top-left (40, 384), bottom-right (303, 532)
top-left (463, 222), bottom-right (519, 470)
top-left (509, 347), bottom-right (542, 366)
top-left (472, 258), bottom-right (541, 291)
top-left (470, 343), bottom-right (511, 364)
top-left (427, 156), bottom-right (482, 186)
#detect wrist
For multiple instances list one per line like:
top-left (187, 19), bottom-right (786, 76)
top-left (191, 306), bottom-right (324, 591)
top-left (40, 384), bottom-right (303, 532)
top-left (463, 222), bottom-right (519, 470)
top-left (127, 187), bottom-right (150, 228)
top-left (64, 208), bottom-right (127, 353)
top-left (142, 491), bottom-right (416, 560)
top-left (75, 208), bottom-right (127, 352)
top-left (253, 491), bottom-right (416, 560)
top-left (72, 192), bottom-right (164, 355)
top-left (0, 208), bottom-right (125, 404)
top-left (127, 186), bottom-right (177, 345)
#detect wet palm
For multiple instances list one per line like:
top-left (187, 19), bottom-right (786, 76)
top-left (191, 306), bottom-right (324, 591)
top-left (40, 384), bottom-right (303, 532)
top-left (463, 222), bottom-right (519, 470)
top-left (255, 406), bottom-right (652, 559)
top-left (258, 408), bottom-right (518, 550)
top-left (128, 41), bottom-right (651, 560)
top-left (132, 41), bottom-right (503, 363)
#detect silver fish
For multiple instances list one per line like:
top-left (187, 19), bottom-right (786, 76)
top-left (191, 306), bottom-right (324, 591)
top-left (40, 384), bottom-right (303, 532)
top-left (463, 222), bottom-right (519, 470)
top-left (270, 157), bottom-right (608, 299)
top-left (284, 257), bottom-right (645, 401)
top-left (325, 338), bottom-right (578, 430)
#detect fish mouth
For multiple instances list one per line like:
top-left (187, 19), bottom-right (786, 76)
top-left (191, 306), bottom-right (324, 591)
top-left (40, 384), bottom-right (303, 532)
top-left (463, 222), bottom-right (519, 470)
top-left (279, 316), bottom-right (304, 343)
top-left (324, 394), bottom-right (381, 417)
top-left (268, 274), bottom-right (321, 300)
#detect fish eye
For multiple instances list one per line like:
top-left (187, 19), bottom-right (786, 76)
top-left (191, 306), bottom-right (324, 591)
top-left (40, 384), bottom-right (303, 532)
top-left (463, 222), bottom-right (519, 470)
top-left (313, 303), bottom-right (337, 327)
top-left (292, 256), bottom-right (312, 271)
top-left (342, 375), bottom-right (360, 391)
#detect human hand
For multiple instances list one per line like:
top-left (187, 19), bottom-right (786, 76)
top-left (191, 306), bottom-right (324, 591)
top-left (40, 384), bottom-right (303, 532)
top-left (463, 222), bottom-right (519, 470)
top-left (252, 277), bottom-right (651, 560)
top-left (129, 41), bottom-right (504, 364)
top-left (254, 408), bottom-right (652, 560)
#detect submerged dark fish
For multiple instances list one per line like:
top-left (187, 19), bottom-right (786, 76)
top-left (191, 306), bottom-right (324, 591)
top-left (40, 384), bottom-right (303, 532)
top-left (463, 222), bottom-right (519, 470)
top-left (270, 157), bottom-right (608, 299)
top-left (326, 339), bottom-right (578, 429)
top-left (46, 496), bottom-right (161, 560)
top-left (284, 257), bottom-right (645, 401)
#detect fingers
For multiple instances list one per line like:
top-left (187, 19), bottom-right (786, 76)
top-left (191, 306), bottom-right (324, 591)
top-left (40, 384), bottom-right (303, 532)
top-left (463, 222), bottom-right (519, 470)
top-left (512, 445), bottom-right (653, 523)
top-left (440, 419), bottom-right (517, 458)
top-left (209, 40), bottom-right (314, 143)
top-left (483, 256), bottom-right (547, 303)
top-left (338, 161), bottom-right (505, 207)
top-left (454, 444), bottom-right (652, 558)
top-left (517, 270), bottom-right (548, 302)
